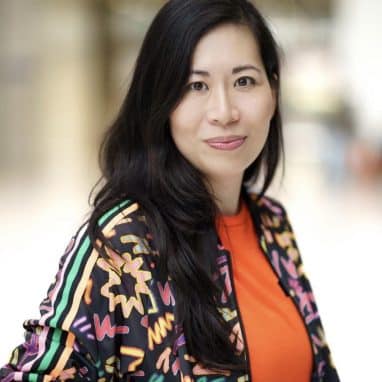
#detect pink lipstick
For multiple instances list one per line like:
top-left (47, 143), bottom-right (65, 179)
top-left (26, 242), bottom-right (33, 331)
top-left (205, 136), bottom-right (246, 151)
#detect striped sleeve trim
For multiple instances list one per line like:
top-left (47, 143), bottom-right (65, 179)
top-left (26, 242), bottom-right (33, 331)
top-left (46, 199), bottom-right (136, 328)
top-left (48, 332), bottom-right (75, 379)
top-left (24, 200), bottom-right (138, 376)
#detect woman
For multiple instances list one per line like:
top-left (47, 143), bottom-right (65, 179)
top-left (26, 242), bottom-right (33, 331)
top-left (0, 0), bottom-right (340, 381)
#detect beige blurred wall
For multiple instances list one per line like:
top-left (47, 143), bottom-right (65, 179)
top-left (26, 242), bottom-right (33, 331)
top-left (1, 1), bottom-right (103, 188)
top-left (334, 0), bottom-right (382, 142)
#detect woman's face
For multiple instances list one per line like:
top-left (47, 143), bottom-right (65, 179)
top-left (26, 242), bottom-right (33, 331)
top-left (169, 23), bottom-right (276, 186)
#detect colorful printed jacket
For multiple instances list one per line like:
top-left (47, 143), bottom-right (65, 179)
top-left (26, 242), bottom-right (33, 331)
top-left (0, 193), bottom-right (340, 382)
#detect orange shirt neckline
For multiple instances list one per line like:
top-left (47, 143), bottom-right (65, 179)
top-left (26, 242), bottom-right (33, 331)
top-left (216, 198), bottom-right (249, 227)
top-left (216, 199), bottom-right (313, 382)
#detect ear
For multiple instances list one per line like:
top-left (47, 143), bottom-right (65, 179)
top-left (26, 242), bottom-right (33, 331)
top-left (270, 72), bottom-right (279, 115)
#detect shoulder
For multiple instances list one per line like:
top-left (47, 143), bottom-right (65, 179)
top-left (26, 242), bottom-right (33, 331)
top-left (64, 199), bottom-right (145, 260)
top-left (244, 191), bottom-right (298, 240)
top-left (95, 199), bottom-right (143, 235)
top-left (41, 199), bottom-right (154, 325)
top-left (58, 199), bottom-right (152, 291)
top-left (90, 198), bottom-right (154, 257)
top-left (245, 192), bottom-right (303, 267)
top-left (246, 190), bottom-right (288, 218)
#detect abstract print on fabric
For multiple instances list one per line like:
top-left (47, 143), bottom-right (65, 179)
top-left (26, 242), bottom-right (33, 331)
top-left (0, 193), bottom-right (340, 382)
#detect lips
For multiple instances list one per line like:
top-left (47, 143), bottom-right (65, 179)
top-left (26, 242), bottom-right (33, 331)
top-left (205, 135), bottom-right (245, 143)
top-left (204, 135), bottom-right (247, 151)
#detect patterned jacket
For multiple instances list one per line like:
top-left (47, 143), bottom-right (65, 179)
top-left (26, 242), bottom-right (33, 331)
top-left (0, 193), bottom-right (340, 382)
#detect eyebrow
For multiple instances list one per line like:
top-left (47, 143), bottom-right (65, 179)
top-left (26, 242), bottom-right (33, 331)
top-left (190, 64), bottom-right (261, 76)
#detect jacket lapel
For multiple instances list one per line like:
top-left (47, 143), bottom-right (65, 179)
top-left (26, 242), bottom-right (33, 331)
top-left (247, 193), bottom-right (329, 381)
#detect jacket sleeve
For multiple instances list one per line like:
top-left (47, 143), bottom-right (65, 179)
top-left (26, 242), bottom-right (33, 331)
top-left (0, 201), bottom-right (150, 381)
top-left (0, 222), bottom-right (101, 381)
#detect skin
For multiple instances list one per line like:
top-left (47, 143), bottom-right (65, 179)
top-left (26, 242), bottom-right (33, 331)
top-left (169, 23), bottom-right (276, 215)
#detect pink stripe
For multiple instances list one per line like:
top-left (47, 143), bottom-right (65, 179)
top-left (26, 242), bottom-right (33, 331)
top-left (216, 255), bottom-right (227, 265)
top-left (3, 372), bottom-right (19, 382)
top-left (72, 316), bottom-right (87, 328)
top-left (79, 324), bottom-right (92, 333)
top-left (21, 226), bottom-right (88, 372)
top-left (20, 326), bottom-right (50, 372)
top-left (40, 224), bottom-right (88, 323)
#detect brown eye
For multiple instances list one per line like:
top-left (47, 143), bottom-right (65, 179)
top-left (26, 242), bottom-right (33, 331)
top-left (188, 81), bottom-right (208, 91)
top-left (235, 76), bottom-right (256, 87)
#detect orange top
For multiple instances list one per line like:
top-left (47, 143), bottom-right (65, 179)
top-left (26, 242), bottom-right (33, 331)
top-left (216, 200), bottom-right (313, 382)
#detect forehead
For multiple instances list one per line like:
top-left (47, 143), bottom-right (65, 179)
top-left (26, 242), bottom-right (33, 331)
top-left (191, 23), bottom-right (262, 69)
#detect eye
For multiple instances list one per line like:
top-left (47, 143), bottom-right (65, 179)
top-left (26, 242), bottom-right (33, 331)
top-left (187, 81), bottom-right (208, 92)
top-left (235, 76), bottom-right (256, 87)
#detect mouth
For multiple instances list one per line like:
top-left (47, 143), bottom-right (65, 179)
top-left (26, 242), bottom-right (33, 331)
top-left (204, 135), bottom-right (247, 151)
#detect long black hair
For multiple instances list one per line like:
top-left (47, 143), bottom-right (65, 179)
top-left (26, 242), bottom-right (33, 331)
top-left (87, 0), bottom-right (283, 373)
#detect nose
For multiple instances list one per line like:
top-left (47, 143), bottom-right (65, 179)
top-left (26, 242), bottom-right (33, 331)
top-left (206, 87), bottom-right (240, 126)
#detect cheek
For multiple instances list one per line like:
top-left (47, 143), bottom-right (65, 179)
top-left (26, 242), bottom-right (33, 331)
top-left (264, 90), bottom-right (277, 121)
top-left (248, 94), bottom-right (275, 124)
top-left (169, 102), bottom-right (203, 141)
top-left (169, 112), bottom-right (197, 161)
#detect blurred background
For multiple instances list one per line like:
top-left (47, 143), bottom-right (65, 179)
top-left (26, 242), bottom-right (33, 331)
top-left (1, 0), bottom-right (381, 380)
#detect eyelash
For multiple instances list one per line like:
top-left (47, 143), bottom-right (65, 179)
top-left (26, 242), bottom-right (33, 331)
top-left (235, 76), bottom-right (256, 87)
top-left (186, 76), bottom-right (256, 91)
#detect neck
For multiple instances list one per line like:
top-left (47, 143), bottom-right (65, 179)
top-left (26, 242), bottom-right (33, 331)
top-left (207, 174), bottom-right (243, 216)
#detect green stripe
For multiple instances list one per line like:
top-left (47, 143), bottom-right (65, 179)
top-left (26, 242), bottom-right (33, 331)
top-left (51, 199), bottom-right (131, 326)
top-left (98, 200), bottom-right (131, 226)
top-left (37, 199), bottom-right (131, 370)
top-left (28, 375), bottom-right (38, 382)
top-left (50, 237), bottom-right (92, 327)
top-left (35, 238), bottom-right (91, 370)
top-left (37, 329), bottom-right (62, 371)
